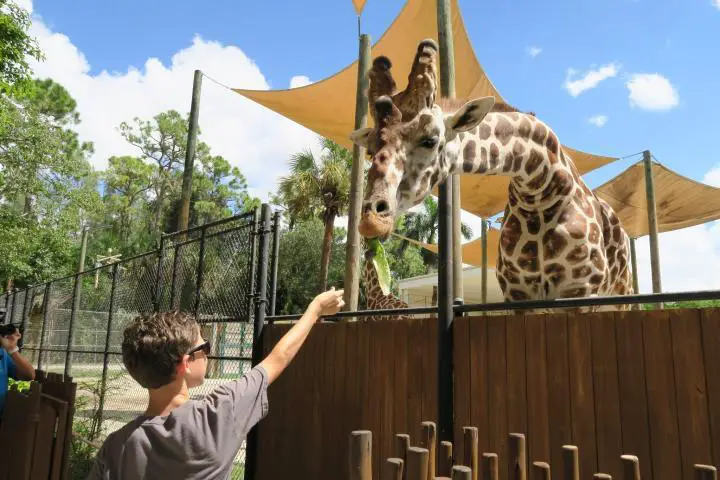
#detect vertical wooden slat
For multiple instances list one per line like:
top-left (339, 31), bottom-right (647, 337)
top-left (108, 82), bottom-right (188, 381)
top-left (358, 319), bottom-right (374, 475)
top-left (593, 474), bottom-right (612, 479)
top-left (532, 461), bottom-right (552, 480)
top-left (545, 313), bottom-right (572, 474)
top-left (567, 312), bottom-right (597, 476)
top-left (379, 320), bottom-right (397, 471)
top-left (350, 430), bottom-right (372, 480)
top-left (332, 322), bottom-right (350, 478)
top-left (318, 324), bottom-right (335, 478)
top-left (426, 315), bottom-right (439, 427)
top-left (421, 421), bottom-right (437, 480)
top-left (309, 324), bottom-right (326, 479)
top-left (394, 319), bottom-right (410, 449)
top-left (525, 314), bottom-right (550, 466)
top-left (695, 465), bottom-right (718, 480)
top-left (671, 309), bottom-right (714, 478)
top-left (487, 315), bottom-right (508, 479)
top-left (407, 447), bottom-right (429, 480)
top-left (509, 433), bottom-right (527, 480)
top-left (621, 455), bottom-right (641, 480)
top-left (396, 433), bottom-right (411, 474)
top-left (408, 318), bottom-right (425, 442)
top-left (506, 314), bottom-right (527, 437)
top-left (643, 310), bottom-right (683, 480)
top-left (615, 311), bottom-right (653, 480)
top-left (463, 426), bottom-right (479, 480)
top-left (563, 445), bottom-right (580, 480)
top-left (451, 465), bottom-right (473, 480)
top-left (439, 441), bottom-right (453, 477)
top-left (591, 311), bottom-right (623, 478)
top-left (454, 315), bottom-right (471, 451)
top-left (386, 458), bottom-right (404, 480)
top-left (469, 316), bottom-right (489, 453)
top-left (482, 452), bottom-right (499, 480)
top-left (701, 309), bottom-right (720, 468)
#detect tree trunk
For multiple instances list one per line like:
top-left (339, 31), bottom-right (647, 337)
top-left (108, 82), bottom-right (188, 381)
top-left (318, 212), bottom-right (336, 293)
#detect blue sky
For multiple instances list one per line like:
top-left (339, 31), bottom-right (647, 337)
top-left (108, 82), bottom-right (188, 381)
top-left (31, 0), bottom-right (720, 188)
top-left (22, 0), bottom-right (720, 293)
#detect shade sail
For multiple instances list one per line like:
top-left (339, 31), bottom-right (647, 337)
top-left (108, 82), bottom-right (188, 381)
top-left (393, 227), bottom-right (501, 269)
top-left (594, 160), bottom-right (720, 238)
top-left (233, 0), bottom-right (617, 217)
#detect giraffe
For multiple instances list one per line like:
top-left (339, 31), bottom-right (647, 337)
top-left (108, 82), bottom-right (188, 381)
top-left (361, 243), bottom-right (411, 321)
top-left (348, 39), bottom-right (634, 310)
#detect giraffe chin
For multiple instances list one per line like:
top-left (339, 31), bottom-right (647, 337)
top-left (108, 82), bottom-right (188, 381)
top-left (358, 212), bottom-right (394, 240)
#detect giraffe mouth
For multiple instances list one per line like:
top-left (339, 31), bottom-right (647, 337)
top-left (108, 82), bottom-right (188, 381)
top-left (359, 211), bottom-right (394, 239)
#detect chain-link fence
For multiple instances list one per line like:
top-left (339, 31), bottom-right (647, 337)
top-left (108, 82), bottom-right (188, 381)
top-left (0, 206), bottom-right (280, 479)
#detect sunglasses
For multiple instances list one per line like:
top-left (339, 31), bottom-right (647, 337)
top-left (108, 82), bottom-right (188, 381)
top-left (187, 339), bottom-right (211, 358)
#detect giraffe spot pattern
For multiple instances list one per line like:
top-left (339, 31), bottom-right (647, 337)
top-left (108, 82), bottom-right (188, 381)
top-left (518, 241), bottom-right (539, 272)
top-left (590, 274), bottom-right (604, 285)
top-left (463, 140), bottom-right (477, 173)
top-left (544, 263), bottom-right (566, 286)
top-left (545, 131), bottom-right (559, 154)
top-left (543, 199), bottom-right (564, 223)
top-left (588, 223), bottom-right (601, 244)
top-left (566, 244), bottom-right (589, 264)
top-left (494, 116), bottom-right (514, 146)
top-left (525, 149), bottom-right (543, 175)
top-left (542, 230), bottom-right (568, 260)
top-left (501, 214), bottom-right (523, 256)
top-left (527, 165), bottom-right (550, 191)
top-left (479, 123), bottom-right (492, 140)
top-left (478, 147), bottom-right (488, 173)
top-left (531, 123), bottom-right (548, 145)
top-left (526, 215), bottom-right (541, 235)
top-left (510, 289), bottom-right (530, 301)
top-left (518, 118), bottom-right (532, 139)
top-left (489, 143), bottom-right (500, 169)
top-left (572, 265), bottom-right (592, 279)
top-left (590, 249), bottom-right (605, 271)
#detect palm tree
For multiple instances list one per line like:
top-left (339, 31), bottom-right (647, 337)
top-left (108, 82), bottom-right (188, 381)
top-left (275, 137), bottom-right (352, 292)
top-left (396, 196), bottom-right (473, 270)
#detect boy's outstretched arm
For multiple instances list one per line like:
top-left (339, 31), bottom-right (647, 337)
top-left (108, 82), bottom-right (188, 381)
top-left (258, 287), bottom-right (344, 384)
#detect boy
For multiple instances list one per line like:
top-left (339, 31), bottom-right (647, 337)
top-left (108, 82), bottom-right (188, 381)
top-left (87, 287), bottom-right (344, 479)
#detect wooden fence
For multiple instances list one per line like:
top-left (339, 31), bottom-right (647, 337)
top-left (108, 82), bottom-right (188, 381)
top-left (0, 370), bottom-right (77, 480)
top-left (255, 308), bottom-right (720, 480)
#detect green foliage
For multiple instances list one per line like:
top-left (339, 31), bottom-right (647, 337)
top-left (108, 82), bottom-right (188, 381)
top-left (7, 377), bottom-right (30, 391)
top-left (0, 0), bottom-right (44, 95)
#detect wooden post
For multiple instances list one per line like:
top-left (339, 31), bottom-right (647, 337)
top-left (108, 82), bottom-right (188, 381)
top-left (621, 455), bottom-right (640, 480)
top-left (695, 465), bottom-right (718, 480)
top-left (482, 453), bottom-right (499, 480)
top-left (643, 150), bottom-right (662, 298)
top-left (344, 33), bottom-right (371, 312)
top-left (562, 446), bottom-right (580, 480)
top-left (629, 237), bottom-right (640, 294)
top-left (439, 441), bottom-right (453, 476)
top-left (463, 427), bottom-right (478, 480)
top-left (177, 69), bottom-right (203, 233)
top-left (422, 422), bottom-right (437, 480)
top-left (481, 218), bottom-right (488, 303)
top-left (396, 433), bottom-right (411, 474)
top-left (408, 447), bottom-right (429, 480)
top-left (533, 462), bottom-right (551, 480)
top-left (350, 430), bottom-right (372, 480)
top-left (452, 465), bottom-right (473, 480)
top-left (509, 433), bottom-right (527, 480)
top-left (387, 458), bottom-right (404, 480)
top-left (593, 475), bottom-right (612, 479)
top-left (436, 0), bottom-right (456, 445)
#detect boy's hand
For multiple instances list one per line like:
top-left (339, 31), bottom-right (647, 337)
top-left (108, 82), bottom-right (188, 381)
top-left (1, 330), bottom-right (21, 351)
top-left (310, 287), bottom-right (345, 317)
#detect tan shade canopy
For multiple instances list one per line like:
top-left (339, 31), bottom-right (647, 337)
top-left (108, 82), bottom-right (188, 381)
top-left (352, 0), bottom-right (367, 15)
top-left (594, 160), bottom-right (720, 239)
top-left (393, 227), bottom-right (501, 269)
top-left (233, 0), bottom-right (617, 217)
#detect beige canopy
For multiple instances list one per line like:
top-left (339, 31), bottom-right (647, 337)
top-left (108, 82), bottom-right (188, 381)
top-left (233, 0), bottom-right (617, 217)
top-left (594, 160), bottom-right (720, 238)
top-left (393, 227), bottom-right (501, 269)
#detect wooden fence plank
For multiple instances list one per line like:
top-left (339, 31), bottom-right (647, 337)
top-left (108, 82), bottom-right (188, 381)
top-left (701, 308), bottom-right (720, 468)
top-left (426, 316), bottom-right (439, 428)
top-left (393, 318), bottom-right (410, 453)
top-left (643, 310), bottom-right (683, 480)
top-left (545, 313), bottom-right (572, 475)
top-left (408, 317), bottom-right (425, 443)
top-left (567, 311), bottom-right (597, 476)
top-left (591, 311), bottom-right (623, 479)
top-left (469, 315), bottom-right (489, 455)
top-left (670, 309), bottom-right (714, 478)
top-left (454, 315), bottom-right (471, 453)
top-left (332, 322), bottom-right (350, 479)
top-left (487, 315), bottom-right (509, 480)
top-left (379, 320), bottom-right (398, 475)
top-left (615, 311), bottom-right (653, 480)
top-left (506, 314), bottom-right (527, 438)
top-left (525, 314), bottom-right (550, 467)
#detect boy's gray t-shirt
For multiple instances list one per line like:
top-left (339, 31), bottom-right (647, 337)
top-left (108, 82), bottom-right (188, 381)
top-left (87, 365), bottom-right (269, 480)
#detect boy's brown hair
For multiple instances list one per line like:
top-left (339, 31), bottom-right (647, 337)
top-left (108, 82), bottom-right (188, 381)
top-left (121, 311), bottom-right (199, 389)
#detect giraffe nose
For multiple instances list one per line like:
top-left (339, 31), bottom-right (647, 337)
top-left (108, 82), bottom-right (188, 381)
top-left (363, 199), bottom-right (391, 217)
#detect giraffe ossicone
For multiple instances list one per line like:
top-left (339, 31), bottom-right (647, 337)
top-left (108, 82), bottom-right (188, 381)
top-left (349, 39), bottom-right (634, 308)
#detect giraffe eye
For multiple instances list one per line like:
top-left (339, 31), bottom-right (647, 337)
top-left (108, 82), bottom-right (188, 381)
top-left (420, 136), bottom-right (439, 149)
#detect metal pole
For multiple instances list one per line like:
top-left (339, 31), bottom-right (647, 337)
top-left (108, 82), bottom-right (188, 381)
top-left (38, 283), bottom-right (51, 371)
top-left (343, 33), bottom-right (371, 312)
top-left (643, 150), bottom-right (662, 302)
top-left (65, 273), bottom-right (81, 377)
top-left (177, 69), bottom-right (203, 233)
top-left (246, 203), bottom-right (272, 480)
top-left (19, 286), bottom-right (33, 350)
top-left (247, 208), bottom-right (260, 324)
top-left (6, 289), bottom-right (14, 324)
top-left (436, 0), bottom-right (455, 445)
top-left (193, 227), bottom-right (207, 317)
top-left (97, 263), bottom-right (119, 429)
top-left (78, 224), bottom-right (89, 273)
top-left (481, 218), bottom-right (488, 303)
top-left (269, 212), bottom-right (282, 316)
top-left (630, 237), bottom-right (640, 294)
top-left (169, 244), bottom-right (180, 310)
top-left (154, 234), bottom-right (167, 312)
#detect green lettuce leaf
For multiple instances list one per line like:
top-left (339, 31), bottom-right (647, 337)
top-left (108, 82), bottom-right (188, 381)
top-left (368, 238), bottom-right (392, 296)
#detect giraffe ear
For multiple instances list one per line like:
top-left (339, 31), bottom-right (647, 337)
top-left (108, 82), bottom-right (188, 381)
top-left (349, 127), bottom-right (373, 148)
top-left (445, 96), bottom-right (495, 133)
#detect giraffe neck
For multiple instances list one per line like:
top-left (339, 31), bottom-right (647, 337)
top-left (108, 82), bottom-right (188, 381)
top-left (439, 111), bottom-right (582, 212)
top-left (363, 254), bottom-right (407, 310)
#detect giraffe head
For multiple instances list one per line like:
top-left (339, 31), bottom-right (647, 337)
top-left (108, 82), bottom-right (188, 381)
top-left (350, 40), bottom-right (495, 238)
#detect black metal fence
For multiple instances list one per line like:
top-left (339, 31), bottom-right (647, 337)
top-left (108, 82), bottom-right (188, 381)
top-left (0, 206), bottom-right (280, 479)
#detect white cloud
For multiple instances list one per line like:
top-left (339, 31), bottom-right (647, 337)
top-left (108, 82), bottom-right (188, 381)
top-left (703, 165), bottom-right (720, 187)
top-left (588, 114), bottom-right (608, 127)
top-left (289, 75), bottom-right (312, 88)
top-left (25, 5), bottom-right (321, 203)
top-left (526, 46), bottom-right (542, 58)
top-left (563, 63), bottom-right (620, 97)
top-left (714, 0), bottom-right (720, 9)
top-left (626, 73), bottom-right (679, 111)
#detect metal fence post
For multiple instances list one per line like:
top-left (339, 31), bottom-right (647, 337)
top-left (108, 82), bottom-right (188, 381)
top-left (38, 283), bottom-right (51, 371)
top-left (246, 208), bottom-right (260, 324)
top-left (11, 289), bottom-right (20, 324)
top-left (193, 226), bottom-right (207, 317)
top-left (169, 244), bottom-right (181, 310)
top-left (6, 289), bottom-right (15, 324)
top-left (246, 203), bottom-right (272, 480)
top-left (19, 286), bottom-right (33, 350)
top-left (154, 233), bottom-right (167, 312)
top-left (269, 211), bottom-right (281, 317)
top-left (65, 273), bottom-right (81, 377)
top-left (97, 263), bottom-right (120, 430)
